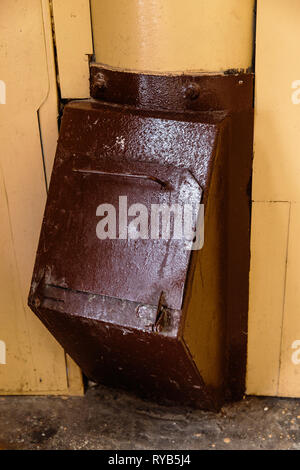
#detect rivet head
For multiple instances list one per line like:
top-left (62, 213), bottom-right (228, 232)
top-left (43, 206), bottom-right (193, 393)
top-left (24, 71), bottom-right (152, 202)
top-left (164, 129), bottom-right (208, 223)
top-left (92, 72), bottom-right (107, 92)
top-left (183, 83), bottom-right (200, 100)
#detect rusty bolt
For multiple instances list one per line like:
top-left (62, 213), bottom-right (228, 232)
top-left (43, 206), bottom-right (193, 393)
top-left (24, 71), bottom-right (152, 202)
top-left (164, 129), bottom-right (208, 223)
top-left (34, 297), bottom-right (41, 308)
top-left (183, 83), bottom-right (200, 100)
top-left (92, 72), bottom-right (107, 93)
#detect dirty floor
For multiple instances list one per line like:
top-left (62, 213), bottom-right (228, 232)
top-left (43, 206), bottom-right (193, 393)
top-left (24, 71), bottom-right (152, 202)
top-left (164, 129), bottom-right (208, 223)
top-left (0, 385), bottom-right (299, 450)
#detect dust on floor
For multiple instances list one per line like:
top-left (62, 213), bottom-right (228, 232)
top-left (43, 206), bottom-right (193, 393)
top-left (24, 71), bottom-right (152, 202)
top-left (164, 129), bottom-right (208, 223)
top-left (0, 385), bottom-right (299, 450)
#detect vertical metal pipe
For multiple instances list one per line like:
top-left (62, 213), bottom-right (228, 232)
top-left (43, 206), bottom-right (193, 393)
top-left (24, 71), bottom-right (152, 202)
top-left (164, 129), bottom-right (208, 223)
top-left (90, 0), bottom-right (255, 73)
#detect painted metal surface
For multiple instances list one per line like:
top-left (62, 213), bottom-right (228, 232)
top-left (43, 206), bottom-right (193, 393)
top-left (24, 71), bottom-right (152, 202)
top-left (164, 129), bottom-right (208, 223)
top-left (90, 0), bottom-right (255, 73)
top-left (90, 66), bottom-right (255, 401)
top-left (28, 69), bottom-right (254, 409)
top-left (90, 66), bottom-right (254, 113)
top-left (32, 156), bottom-right (202, 310)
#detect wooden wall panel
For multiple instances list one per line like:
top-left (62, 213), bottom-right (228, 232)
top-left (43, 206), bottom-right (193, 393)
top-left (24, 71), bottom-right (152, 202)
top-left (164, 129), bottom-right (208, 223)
top-left (247, 0), bottom-right (300, 397)
top-left (252, 0), bottom-right (300, 202)
top-left (278, 203), bottom-right (300, 397)
top-left (52, 0), bottom-right (93, 99)
top-left (247, 202), bottom-right (290, 396)
top-left (0, 0), bottom-right (83, 395)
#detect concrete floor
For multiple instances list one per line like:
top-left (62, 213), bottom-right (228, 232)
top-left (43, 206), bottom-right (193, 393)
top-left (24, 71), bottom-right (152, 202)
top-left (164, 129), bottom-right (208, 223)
top-left (0, 384), bottom-right (299, 450)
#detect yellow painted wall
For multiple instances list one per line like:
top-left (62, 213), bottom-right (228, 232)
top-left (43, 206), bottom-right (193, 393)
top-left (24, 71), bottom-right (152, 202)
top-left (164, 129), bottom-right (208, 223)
top-left (247, 0), bottom-right (300, 397)
top-left (0, 0), bottom-right (83, 395)
top-left (91, 0), bottom-right (255, 73)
